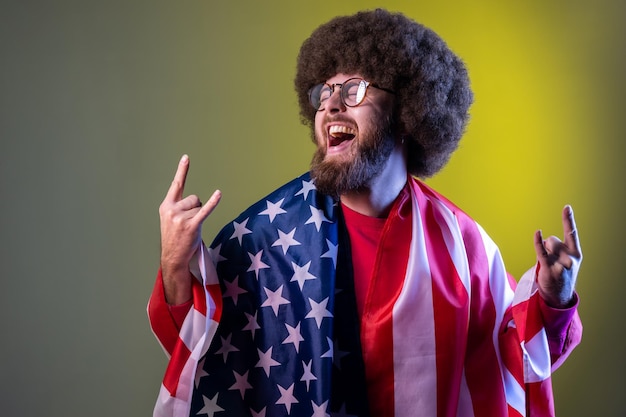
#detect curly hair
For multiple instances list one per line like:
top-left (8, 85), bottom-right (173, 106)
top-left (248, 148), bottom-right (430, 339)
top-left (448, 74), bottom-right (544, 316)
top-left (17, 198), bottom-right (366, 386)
top-left (294, 9), bottom-right (473, 178)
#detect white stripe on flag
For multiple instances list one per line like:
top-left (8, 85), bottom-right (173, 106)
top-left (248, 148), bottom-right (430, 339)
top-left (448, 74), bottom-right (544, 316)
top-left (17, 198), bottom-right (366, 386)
top-left (392, 189), bottom-right (437, 417)
top-left (523, 328), bottom-right (551, 383)
top-left (153, 243), bottom-right (222, 417)
top-left (456, 370), bottom-right (475, 417)
top-left (477, 225), bottom-right (516, 398)
top-left (431, 198), bottom-right (471, 295)
top-left (503, 368), bottom-right (526, 417)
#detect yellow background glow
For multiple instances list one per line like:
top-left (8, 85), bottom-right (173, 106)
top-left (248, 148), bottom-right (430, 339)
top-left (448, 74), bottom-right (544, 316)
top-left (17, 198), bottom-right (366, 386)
top-left (1, 1), bottom-right (623, 415)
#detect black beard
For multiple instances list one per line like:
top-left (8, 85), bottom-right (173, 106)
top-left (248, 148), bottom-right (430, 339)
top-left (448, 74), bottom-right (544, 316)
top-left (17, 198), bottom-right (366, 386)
top-left (310, 123), bottom-right (396, 198)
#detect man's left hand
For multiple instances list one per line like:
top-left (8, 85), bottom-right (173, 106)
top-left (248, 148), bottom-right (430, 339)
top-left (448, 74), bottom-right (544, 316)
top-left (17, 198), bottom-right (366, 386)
top-left (533, 205), bottom-right (583, 308)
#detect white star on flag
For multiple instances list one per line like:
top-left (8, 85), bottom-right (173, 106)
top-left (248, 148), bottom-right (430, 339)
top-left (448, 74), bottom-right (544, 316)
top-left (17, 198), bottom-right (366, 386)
top-left (282, 321), bottom-right (305, 353)
top-left (230, 218), bottom-right (252, 245)
top-left (294, 179), bottom-right (316, 200)
top-left (242, 311), bottom-right (261, 339)
top-left (196, 393), bottom-right (224, 417)
top-left (311, 400), bottom-right (330, 417)
top-left (290, 261), bottom-right (317, 290)
top-left (208, 243), bottom-right (227, 264)
top-left (229, 370), bottom-right (253, 399)
top-left (331, 338), bottom-right (350, 370)
top-left (222, 275), bottom-right (247, 305)
top-left (261, 284), bottom-right (291, 316)
top-left (305, 297), bottom-right (333, 329)
top-left (272, 228), bottom-right (301, 255)
top-left (321, 239), bottom-right (338, 267)
top-left (194, 357), bottom-right (209, 389)
top-left (250, 407), bottom-right (267, 417)
top-left (305, 205), bottom-right (331, 231)
top-left (256, 346), bottom-right (281, 377)
top-left (215, 333), bottom-right (240, 362)
top-left (300, 360), bottom-right (318, 391)
top-left (247, 250), bottom-right (270, 279)
top-left (258, 198), bottom-right (287, 222)
top-left (276, 383), bottom-right (299, 414)
top-left (321, 337), bottom-right (333, 359)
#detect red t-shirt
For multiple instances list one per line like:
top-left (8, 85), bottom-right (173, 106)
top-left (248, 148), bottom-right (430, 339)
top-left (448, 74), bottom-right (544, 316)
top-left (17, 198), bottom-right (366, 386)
top-left (340, 202), bottom-right (387, 319)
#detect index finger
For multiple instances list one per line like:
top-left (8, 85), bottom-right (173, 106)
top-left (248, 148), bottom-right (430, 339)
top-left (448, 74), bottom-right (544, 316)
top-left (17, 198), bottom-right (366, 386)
top-left (164, 154), bottom-right (190, 202)
top-left (562, 204), bottom-right (582, 254)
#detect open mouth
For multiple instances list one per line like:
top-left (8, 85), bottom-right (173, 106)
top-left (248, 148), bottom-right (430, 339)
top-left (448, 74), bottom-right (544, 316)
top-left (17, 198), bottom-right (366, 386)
top-left (328, 125), bottom-right (356, 147)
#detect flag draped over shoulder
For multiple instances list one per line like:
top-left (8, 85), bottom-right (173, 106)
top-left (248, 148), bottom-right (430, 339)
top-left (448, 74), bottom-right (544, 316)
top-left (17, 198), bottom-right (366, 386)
top-left (148, 172), bottom-right (580, 417)
top-left (149, 245), bottom-right (223, 417)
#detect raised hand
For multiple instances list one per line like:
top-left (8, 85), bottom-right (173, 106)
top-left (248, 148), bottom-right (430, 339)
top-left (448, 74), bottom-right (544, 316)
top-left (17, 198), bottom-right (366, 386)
top-left (534, 205), bottom-right (582, 308)
top-left (159, 155), bottom-right (221, 304)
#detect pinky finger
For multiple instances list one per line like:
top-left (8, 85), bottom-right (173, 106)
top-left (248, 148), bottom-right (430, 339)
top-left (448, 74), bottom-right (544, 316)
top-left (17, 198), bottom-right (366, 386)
top-left (195, 189), bottom-right (222, 223)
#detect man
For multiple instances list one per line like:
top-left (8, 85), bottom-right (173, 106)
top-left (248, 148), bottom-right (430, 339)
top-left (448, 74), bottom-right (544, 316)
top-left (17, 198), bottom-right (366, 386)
top-left (149, 9), bottom-right (582, 417)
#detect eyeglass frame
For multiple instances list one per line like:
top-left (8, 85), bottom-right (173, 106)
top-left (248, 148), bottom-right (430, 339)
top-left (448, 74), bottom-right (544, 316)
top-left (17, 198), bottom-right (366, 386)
top-left (307, 77), bottom-right (395, 111)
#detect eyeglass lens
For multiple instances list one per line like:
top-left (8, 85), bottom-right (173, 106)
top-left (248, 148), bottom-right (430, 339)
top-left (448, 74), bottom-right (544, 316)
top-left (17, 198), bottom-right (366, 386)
top-left (309, 78), bottom-right (369, 110)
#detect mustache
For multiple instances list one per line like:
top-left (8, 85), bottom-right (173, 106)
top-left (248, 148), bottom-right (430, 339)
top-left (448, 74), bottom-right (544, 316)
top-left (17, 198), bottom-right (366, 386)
top-left (322, 114), bottom-right (355, 126)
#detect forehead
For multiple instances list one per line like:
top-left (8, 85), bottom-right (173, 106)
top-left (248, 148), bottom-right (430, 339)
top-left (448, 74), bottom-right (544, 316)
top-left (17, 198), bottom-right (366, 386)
top-left (324, 73), bottom-right (364, 84)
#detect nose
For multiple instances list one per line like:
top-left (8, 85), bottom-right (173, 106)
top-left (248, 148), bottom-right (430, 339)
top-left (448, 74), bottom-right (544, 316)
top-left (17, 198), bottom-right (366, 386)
top-left (325, 87), bottom-right (346, 113)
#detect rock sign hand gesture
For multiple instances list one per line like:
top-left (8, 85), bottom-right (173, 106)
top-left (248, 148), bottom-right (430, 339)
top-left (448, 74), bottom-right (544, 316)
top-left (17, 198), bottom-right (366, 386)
top-left (534, 205), bottom-right (583, 308)
top-left (159, 155), bottom-right (221, 305)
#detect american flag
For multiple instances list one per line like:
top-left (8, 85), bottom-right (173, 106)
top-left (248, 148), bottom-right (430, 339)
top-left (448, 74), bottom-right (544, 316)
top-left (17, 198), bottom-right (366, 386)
top-left (148, 172), bottom-right (581, 417)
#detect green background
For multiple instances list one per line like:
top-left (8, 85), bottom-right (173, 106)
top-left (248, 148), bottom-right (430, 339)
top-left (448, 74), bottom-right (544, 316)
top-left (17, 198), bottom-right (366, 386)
top-left (1, 1), bottom-right (624, 415)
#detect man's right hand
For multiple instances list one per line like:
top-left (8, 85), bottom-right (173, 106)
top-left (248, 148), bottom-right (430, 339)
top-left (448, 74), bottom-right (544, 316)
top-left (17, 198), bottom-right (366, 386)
top-left (159, 154), bottom-right (221, 305)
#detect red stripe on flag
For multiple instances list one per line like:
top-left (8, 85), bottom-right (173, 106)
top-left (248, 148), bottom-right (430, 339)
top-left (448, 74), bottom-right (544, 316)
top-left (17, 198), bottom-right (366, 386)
top-left (527, 379), bottom-right (555, 416)
top-left (148, 269), bottom-right (180, 355)
top-left (421, 199), bottom-right (467, 417)
top-left (499, 315), bottom-right (525, 389)
top-left (206, 283), bottom-right (223, 321)
top-left (456, 208), bottom-right (509, 415)
top-left (524, 293), bottom-right (545, 342)
top-left (508, 404), bottom-right (525, 417)
top-left (192, 278), bottom-right (207, 316)
top-left (162, 333), bottom-right (193, 396)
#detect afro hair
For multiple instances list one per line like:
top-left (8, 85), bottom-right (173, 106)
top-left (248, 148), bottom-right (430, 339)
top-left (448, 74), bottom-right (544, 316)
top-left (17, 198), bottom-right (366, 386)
top-left (294, 9), bottom-right (473, 178)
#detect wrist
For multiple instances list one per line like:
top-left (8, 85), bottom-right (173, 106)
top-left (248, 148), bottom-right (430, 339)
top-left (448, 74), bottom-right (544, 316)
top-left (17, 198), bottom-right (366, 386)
top-left (160, 265), bottom-right (193, 305)
top-left (539, 288), bottom-right (575, 309)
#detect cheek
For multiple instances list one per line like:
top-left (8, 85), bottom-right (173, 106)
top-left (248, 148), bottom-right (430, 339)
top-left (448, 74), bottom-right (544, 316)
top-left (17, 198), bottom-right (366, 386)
top-left (314, 113), bottom-right (325, 145)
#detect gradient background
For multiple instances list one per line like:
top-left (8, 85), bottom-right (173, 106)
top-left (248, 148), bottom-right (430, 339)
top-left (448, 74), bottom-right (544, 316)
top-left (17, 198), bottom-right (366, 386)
top-left (1, 1), bottom-right (624, 415)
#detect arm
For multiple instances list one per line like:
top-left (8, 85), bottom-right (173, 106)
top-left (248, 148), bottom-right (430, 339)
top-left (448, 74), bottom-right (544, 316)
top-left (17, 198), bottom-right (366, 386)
top-left (539, 294), bottom-right (582, 368)
top-left (148, 238), bottom-right (223, 417)
top-left (492, 206), bottom-right (582, 415)
top-left (147, 268), bottom-right (192, 354)
top-left (148, 268), bottom-right (193, 333)
top-left (148, 155), bottom-right (221, 354)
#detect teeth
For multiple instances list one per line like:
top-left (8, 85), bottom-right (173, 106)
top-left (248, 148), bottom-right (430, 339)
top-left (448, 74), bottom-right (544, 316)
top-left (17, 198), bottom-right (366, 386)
top-left (329, 125), bottom-right (356, 138)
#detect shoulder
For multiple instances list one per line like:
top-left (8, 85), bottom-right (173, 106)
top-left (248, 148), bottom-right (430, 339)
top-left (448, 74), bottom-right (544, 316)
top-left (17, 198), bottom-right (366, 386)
top-left (409, 176), bottom-right (497, 252)
top-left (209, 172), bottom-right (337, 249)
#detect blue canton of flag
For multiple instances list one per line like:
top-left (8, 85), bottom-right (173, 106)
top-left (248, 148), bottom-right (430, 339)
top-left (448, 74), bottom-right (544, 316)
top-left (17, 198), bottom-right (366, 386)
top-left (189, 173), bottom-right (368, 417)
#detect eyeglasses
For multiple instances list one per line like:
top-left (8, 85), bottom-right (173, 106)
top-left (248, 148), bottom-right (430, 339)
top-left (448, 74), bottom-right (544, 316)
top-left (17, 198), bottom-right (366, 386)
top-left (308, 77), bottom-right (394, 111)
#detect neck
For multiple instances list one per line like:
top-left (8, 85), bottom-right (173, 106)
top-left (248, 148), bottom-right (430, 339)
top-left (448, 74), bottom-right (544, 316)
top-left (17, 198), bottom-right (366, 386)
top-left (340, 143), bottom-right (407, 218)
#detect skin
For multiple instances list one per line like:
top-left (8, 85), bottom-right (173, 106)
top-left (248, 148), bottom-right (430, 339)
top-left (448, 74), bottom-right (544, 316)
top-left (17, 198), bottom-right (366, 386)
top-left (159, 154), bottom-right (221, 305)
top-left (313, 73), bottom-right (407, 218)
top-left (159, 73), bottom-right (582, 309)
top-left (534, 205), bottom-right (582, 308)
